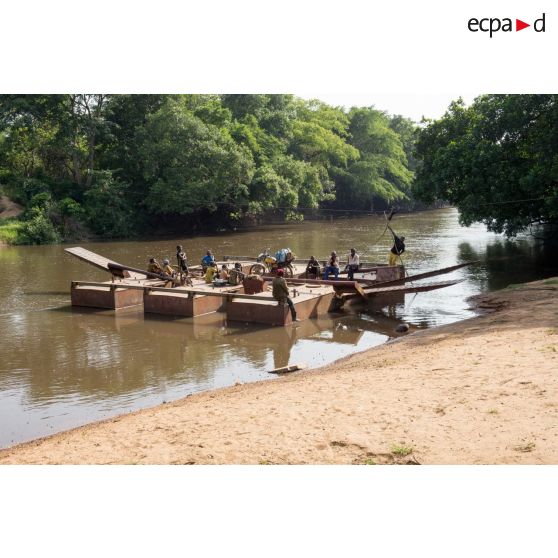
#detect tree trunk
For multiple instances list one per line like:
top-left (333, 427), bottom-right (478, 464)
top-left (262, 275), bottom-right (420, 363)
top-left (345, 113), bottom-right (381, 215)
top-left (85, 127), bottom-right (96, 188)
top-left (69, 95), bottom-right (83, 187)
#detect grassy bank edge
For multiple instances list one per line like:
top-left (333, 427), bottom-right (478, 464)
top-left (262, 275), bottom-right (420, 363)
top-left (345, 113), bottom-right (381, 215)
top-left (0, 218), bottom-right (25, 245)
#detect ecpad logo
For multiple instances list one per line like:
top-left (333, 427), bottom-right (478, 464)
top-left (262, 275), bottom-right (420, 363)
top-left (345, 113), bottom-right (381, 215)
top-left (468, 13), bottom-right (546, 37)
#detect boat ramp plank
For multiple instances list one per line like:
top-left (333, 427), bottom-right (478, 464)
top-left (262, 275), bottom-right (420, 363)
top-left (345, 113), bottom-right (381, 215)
top-left (65, 247), bottom-right (147, 280)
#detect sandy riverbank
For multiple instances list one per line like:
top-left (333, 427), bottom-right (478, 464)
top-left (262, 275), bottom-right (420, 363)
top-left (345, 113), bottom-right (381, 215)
top-left (2, 278), bottom-right (558, 464)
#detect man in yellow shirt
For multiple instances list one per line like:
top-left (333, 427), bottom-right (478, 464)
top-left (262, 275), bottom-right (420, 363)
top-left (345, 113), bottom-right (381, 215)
top-left (162, 259), bottom-right (174, 276)
top-left (161, 259), bottom-right (177, 287)
top-left (204, 262), bottom-right (218, 283)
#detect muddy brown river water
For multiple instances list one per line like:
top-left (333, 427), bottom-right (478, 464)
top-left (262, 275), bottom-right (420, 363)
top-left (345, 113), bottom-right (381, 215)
top-left (1, 208), bottom-right (556, 448)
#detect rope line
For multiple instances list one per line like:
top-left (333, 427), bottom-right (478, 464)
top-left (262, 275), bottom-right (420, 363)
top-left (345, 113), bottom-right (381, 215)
top-left (476, 196), bottom-right (555, 206)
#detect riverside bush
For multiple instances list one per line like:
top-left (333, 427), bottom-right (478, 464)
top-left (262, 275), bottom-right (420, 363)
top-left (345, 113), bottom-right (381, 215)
top-left (18, 209), bottom-right (60, 244)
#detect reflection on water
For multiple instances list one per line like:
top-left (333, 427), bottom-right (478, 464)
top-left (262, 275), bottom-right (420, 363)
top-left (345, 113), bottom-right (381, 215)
top-left (1, 208), bottom-right (557, 447)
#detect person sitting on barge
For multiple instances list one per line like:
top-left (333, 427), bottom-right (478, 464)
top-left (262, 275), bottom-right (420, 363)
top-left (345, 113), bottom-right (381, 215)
top-left (322, 251), bottom-right (340, 280)
top-left (219, 264), bottom-right (229, 282)
top-left (204, 261), bottom-right (218, 283)
top-left (147, 257), bottom-right (163, 275)
top-left (201, 250), bottom-right (215, 271)
top-left (306, 256), bottom-right (320, 278)
top-left (228, 263), bottom-right (245, 286)
top-left (162, 259), bottom-right (177, 287)
top-left (162, 259), bottom-right (175, 276)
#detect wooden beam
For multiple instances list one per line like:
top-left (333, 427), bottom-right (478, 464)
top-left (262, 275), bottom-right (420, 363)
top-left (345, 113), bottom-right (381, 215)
top-left (71, 281), bottom-right (277, 301)
top-left (65, 247), bottom-right (147, 280)
top-left (222, 255), bottom-right (258, 262)
top-left (71, 280), bottom-right (164, 288)
top-left (268, 363), bottom-right (307, 374)
top-left (271, 277), bottom-right (378, 287)
top-left (70, 281), bottom-right (333, 303)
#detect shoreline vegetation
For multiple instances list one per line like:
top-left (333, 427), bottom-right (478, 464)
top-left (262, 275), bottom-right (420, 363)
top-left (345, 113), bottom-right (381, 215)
top-left (0, 94), bottom-right (418, 246)
top-left (0, 204), bottom-right (449, 248)
top-left (3, 94), bottom-right (555, 246)
top-left (2, 277), bottom-right (557, 464)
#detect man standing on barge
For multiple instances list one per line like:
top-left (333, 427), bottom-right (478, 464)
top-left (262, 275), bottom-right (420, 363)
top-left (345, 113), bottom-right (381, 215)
top-left (272, 269), bottom-right (299, 322)
top-left (346, 248), bottom-right (360, 280)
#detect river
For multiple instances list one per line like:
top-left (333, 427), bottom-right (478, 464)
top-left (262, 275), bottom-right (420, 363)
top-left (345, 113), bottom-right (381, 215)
top-left (1, 208), bottom-right (556, 448)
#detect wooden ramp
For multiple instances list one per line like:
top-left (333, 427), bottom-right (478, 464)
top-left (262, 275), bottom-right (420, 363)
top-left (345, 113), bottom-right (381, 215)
top-left (65, 247), bottom-right (148, 280)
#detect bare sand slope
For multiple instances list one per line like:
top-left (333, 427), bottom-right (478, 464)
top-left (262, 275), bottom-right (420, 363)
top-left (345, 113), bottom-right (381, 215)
top-left (0, 195), bottom-right (23, 219)
top-left (2, 279), bottom-right (558, 465)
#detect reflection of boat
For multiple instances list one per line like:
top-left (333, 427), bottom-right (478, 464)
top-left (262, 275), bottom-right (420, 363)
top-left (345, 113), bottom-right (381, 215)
top-left (56, 290), bottom-right (414, 395)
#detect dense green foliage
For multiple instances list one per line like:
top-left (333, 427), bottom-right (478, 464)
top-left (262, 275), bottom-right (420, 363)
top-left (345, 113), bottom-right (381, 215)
top-left (414, 95), bottom-right (558, 237)
top-left (332, 108), bottom-right (413, 210)
top-left (0, 94), bottom-right (417, 243)
top-left (4, 93), bottom-right (556, 244)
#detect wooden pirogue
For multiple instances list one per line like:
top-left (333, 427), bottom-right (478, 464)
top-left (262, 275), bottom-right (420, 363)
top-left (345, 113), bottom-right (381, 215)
top-left (264, 261), bottom-right (475, 302)
top-left (334, 261), bottom-right (476, 309)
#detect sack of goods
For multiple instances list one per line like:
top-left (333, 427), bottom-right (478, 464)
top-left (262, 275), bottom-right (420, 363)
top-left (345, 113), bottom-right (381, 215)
top-left (275, 248), bottom-right (292, 263)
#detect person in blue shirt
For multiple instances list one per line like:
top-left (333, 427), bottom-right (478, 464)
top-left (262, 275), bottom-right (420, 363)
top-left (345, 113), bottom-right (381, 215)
top-left (201, 250), bottom-right (215, 271)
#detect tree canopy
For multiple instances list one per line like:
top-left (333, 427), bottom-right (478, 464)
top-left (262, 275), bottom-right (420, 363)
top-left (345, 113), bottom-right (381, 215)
top-left (0, 94), bottom-right (417, 243)
top-left (413, 94), bottom-right (558, 236)
top-left (6, 92), bottom-right (556, 244)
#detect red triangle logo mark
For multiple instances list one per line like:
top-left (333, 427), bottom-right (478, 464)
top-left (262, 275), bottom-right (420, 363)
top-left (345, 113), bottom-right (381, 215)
top-left (516, 19), bottom-right (530, 31)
